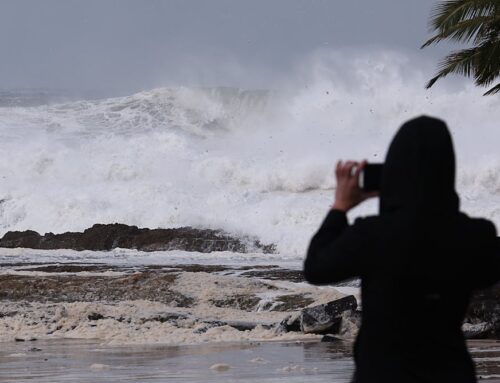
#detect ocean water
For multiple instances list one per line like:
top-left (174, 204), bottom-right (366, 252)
top-left (0, 51), bottom-right (499, 259)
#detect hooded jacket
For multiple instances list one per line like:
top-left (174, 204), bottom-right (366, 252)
top-left (304, 116), bottom-right (500, 383)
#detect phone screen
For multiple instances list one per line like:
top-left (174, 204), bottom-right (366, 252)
top-left (361, 163), bottom-right (383, 192)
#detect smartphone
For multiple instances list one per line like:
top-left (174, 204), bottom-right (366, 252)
top-left (360, 163), bottom-right (383, 192)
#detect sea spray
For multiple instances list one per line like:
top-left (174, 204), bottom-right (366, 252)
top-left (0, 51), bottom-right (499, 257)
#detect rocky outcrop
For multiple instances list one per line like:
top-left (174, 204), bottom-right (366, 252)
top-left (0, 223), bottom-right (276, 253)
top-left (463, 283), bottom-right (500, 339)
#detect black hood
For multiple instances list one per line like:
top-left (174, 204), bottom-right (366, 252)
top-left (380, 116), bottom-right (459, 216)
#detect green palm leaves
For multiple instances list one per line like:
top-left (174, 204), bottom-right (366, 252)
top-left (422, 0), bottom-right (500, 95)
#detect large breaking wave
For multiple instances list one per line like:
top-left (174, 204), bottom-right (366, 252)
top-left (0, 51), bottom-right (499, 256)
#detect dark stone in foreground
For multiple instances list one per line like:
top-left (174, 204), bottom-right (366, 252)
top-left (464, 283), bottom-right (500, 339)
top-left (0, 223), bottom-right (276, 253)
top-left (278, 295), bottom-right (358, 335)
top-left (300, 295), bottom-right (357, 334)
top-left (321, 335), bottom-right (342, 342)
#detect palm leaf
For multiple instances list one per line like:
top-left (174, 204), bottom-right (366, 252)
top-left (429, 0), bottom-right (496, 32)
top-left (422, 0), bottom-right (500, 95)
top-left (421, 16), bottom-right (494, 47)
top-left (422, 0), bottom-right (498, 47)
top-left (473, 39), bottom-right (500, 85)
top-left (425, 48), bottom-right (480, 88)
top-left (483, 82), bottom-right (500, 94)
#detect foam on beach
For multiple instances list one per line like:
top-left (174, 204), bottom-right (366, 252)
top-left (0, 268), bottom-right (347, 345)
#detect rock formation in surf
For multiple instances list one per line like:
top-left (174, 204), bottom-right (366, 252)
top-left (0, 223), bottom-right (276, 253)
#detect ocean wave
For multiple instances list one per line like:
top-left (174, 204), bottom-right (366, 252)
top-left (0, 51), bottom-right (499, 255)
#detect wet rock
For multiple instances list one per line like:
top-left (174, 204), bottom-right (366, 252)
top-left (273, 294), bottom-right (315, 312)
top-left (210, 295), bottom-right (261, 311)
top-left (300, 295), bottom-right (357, 334)
top-left (1, 230), bottom-right (41, 249)
top-left (0, 272), bottom-right (194, 307)
top-left (464, 283), bottom-right (500, 339)
top-left (321, 335), bottom-right (342, 342)
top-left (142, 312), bottom-right (190, 324)
top-left (277, 312), bottom-right (301, 333)
top-left (0, 224), bottom-right (276, 253)
top-left (275, 296), bottom-right (358, 335)
top-left (240, 269), bottom-right (304, 283)
top-left (462, 322), bottom-right (494, 339)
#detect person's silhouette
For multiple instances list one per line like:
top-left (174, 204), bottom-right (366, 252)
top-left (304, 116), bottom-right (500, 383)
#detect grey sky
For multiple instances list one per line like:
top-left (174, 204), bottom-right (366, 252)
top-left (0, 0), bottom-right (455, 94)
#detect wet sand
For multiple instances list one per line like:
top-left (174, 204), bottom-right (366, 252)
top-left (1, 339), bottom-right (499, 382)
top-left (0, 339), bottom-right (354, 383)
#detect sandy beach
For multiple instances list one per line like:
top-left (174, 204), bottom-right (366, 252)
top-left (0, 251), bottom-right (498, 382)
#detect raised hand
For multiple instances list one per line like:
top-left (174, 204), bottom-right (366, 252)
top-left (332, 160), bottom-right (378, 212)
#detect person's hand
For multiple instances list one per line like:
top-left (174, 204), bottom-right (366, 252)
top-left (332, 160), bottom-right (378, 212)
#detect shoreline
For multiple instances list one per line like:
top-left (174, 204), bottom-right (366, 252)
top-left (1, 256), bottom-right (499, 381)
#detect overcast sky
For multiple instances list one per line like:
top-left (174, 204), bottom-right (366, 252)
top-left (0, 0), bottom-right (457, 94)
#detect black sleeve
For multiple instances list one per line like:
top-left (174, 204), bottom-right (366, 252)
top-left (303, 209), bottom-right (369, 285)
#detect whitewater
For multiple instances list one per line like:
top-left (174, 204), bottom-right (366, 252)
top-left (0, 51), bottom-right (499, 259)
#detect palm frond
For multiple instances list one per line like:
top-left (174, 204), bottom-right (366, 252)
top-left (425, 48), bottom-right (480, 88)
top-left (421, 16), bottom-right (494, 47)
top-left (423, 0), bottom-right (500, 95)
top-left (483, 82), bottom-right (500, 94)
top-left (473, 39), bottom-right (500, 85)
top-left (429, 0), bottom-right (496, 32)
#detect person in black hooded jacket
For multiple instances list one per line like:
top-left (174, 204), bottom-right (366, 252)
top-left (304, 116), bottom-right (500, 383)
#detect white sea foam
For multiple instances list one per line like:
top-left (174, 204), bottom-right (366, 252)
top-left (0, 50), bottom-right (499, 258)
top-left (0, 270), bottom-right (346, 345)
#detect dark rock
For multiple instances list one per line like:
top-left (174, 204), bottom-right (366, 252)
top-left (277, 313), bottom-right (302, 333)
top-left (300, 295), bottom-right (357, 334)
top-left (273, 294), bottom-right (315, 311)
top-left (275, 296), bottom-right (358, 335)
top-left (240, 269), bottom-right (305, 283)
top-left (210, 295), bottom-right (261, 311)
top-left (321, 335), bottom-right (342, 342)
top-left (1, 230), bottom-right (41, 248)
top-left (142, 312), bottom-right (189, 323)
top-left (462, 322), bottom-right (494, 339)
top-left (0, 224), bottom-right (276, 254)
top-left (0, 272), bottom-right (194, 307)
top-left (88, 313), bottom-right (104, 321)
top-left (464, 283), bottom-right (500, 339)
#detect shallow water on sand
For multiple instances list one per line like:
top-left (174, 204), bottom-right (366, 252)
top-left (1, 339), bottom-right (500, 382)
top-left (0, 339), bottom-right (354, 382)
